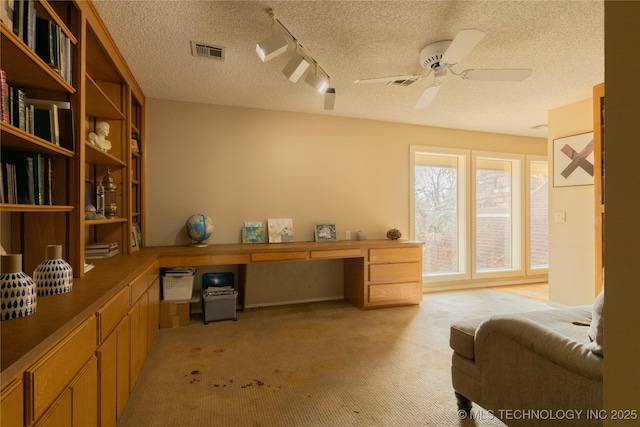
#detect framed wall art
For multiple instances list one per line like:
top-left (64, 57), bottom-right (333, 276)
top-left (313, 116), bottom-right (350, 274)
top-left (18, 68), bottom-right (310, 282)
top-left (553, 132), bottom-right (594, 187)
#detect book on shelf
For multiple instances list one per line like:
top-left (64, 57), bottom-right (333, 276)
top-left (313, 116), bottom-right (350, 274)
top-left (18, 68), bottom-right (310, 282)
top-left (84, 248), bottom-right (121, 259)
top-left (85, 242), bottom-right (119, 251)
top-left (34, 16), bottom-right (73, 85)
top-left (1, 151), bottom-right (53, 205)
top-left (0, 70), bottom-right (9, 124)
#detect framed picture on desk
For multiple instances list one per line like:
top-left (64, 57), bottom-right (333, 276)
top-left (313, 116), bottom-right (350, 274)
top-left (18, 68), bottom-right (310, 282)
top-left (315, 224), bottom-right (337, 242)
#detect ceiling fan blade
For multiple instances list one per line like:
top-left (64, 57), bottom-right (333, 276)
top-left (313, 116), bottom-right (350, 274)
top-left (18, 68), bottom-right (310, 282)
top-left (414, 84), bottom-right (441, 109)
top-left (441, 29), bottom-right (486, 65)
top-left (460, 69), bottom-right (533, 82)
top-left (354, 74), bottom-right (423, 84)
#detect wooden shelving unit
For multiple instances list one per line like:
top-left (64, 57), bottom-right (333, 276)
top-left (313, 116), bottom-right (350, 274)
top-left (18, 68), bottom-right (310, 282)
top-left (0, 0), bottom-right (145, 277)
top-left (593, 83), bottom-right (605, 295)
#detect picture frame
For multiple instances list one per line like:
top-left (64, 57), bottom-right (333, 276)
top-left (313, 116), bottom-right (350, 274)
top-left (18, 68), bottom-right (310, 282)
top-left (553, 132), bottom-right (595, 187)
top-left (132, 222), bottom-right (142, 250)
top-left (267, 218), bottom-right (294, 243)
top-left (315, 224), bottom-right (337, 242)
top-left (242, 226), bottom-right (265, 244)
top-left (131, 226), bottom-right (139, 252)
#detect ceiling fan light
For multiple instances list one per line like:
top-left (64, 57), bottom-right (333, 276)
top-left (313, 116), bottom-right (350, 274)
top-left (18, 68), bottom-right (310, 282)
top-left (324, 88), bottom-right (336, 110)
top-left (282, 54), bottom-right (311, 82)
top-left (305, 72), bottom-right (329, 93)
top-left (256, 32), bottom-right (288, 62)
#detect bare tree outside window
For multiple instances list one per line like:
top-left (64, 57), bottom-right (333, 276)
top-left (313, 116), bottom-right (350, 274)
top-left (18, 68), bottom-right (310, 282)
top-left (415, 162), bottom-right (458, 274)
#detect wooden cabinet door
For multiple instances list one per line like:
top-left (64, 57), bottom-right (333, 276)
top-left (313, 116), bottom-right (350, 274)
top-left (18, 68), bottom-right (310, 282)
top-left (116, 316), bottom-right (131, 419)
top-left (1, 377), bottom-right (24, 427)
top-left (97, 333), bottom-right (117, 427)
top-left (129, 303), bottom-right (142, 388)
top-left (71, 357), bottom-right (98, 427)
top-left (33, 390), bottom-right (72, 427)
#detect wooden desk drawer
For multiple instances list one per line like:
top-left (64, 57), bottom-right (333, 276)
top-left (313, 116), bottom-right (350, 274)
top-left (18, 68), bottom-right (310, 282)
top-left (368, 282), bottom-right (422, 303)
top-left (251, 251), bottom-right (308, 262)
top-left (310, 248), bottom-right (362, 259)
top-left (26, 316), bottom-right (96, 424)
top-left (369, 246), bottom-right (421, 263)
top-left (369, 262), bottom-right (422, 283)
top-left (129, 272), bottom-right (149, 305)
top-left (97, 287), bottom-right (130, 343)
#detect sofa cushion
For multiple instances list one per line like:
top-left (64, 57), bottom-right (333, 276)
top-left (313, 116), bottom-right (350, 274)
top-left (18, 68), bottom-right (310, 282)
top-left (587, 289), bottom-right (604, 355)
top-left (450, 317), bottom-right (485, 360)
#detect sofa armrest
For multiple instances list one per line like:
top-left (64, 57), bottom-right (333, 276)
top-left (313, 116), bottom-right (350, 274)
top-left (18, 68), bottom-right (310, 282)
top-left (475, 315), bottom-right (603, 381)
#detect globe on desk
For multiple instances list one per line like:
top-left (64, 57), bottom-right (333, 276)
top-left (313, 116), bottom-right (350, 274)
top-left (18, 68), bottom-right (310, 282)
top-left (185, 214), bottom-right (214, 247)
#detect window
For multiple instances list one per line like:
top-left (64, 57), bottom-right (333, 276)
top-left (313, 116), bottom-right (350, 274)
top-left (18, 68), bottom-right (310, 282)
top-left (528, 158), bottom-right (549, 271)
top-left (411, 147), bottom-right (469, 281)
top-left (411, 146), bottom-right (545, 287)
top-left (474, 155), bottom-right (522, 274)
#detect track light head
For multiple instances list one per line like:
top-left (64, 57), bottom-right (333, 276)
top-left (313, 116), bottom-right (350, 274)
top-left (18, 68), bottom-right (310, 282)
top-left (256, 32), bottom-right (288, 62)
top-left (282, 54), bottom-right (311, 83)
top-left (305, 72), bottom-right (329, 93)
top-left (324, 88), bottom-right (336, 110)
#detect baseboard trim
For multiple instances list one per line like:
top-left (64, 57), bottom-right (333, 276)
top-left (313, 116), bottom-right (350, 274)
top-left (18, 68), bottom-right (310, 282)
top-left (244, 295), bottom-right (344, 309)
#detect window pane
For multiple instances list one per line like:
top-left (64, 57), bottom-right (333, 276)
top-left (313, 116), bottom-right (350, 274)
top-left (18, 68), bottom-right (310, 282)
top-left (476, 158), bottom-right (512, 271)
top-left (415, 155), bottom-right (459, 275)
top-left (530, 161), bottom-right (549, 270)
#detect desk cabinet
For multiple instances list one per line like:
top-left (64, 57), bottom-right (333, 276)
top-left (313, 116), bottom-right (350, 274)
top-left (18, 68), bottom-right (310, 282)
top-left (345, 243), bottom-right (423, 309)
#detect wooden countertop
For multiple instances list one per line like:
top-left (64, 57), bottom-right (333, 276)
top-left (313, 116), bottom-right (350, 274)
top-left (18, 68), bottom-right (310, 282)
top-left (1, 240), bottom-right (422, 381)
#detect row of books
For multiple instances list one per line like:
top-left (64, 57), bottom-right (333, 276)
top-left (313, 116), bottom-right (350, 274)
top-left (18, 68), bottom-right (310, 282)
top-left (1, 70), bottom-right (75, 151)
top-left (2, 1), bottom-right (73, 85)
top-left (1, 151), bottom-right (54, 205)
top-left (85, 242), bottom-right (120, 259)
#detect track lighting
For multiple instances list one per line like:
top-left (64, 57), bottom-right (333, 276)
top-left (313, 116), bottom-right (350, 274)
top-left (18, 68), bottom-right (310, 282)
top-left (282, 53), bottom-right (310, 83)
top-left (305, 70), bottom-right (329, 93)
top-left (257, 8), bottom-right (335, 108)
top-left (324, 88), bottom-right (336, 110)
top-left (256, 32), bottom-right (289, 62)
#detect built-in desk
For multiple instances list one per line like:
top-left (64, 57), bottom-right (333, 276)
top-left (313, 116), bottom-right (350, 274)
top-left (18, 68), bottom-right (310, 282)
top-left (1, 239), bottom-right (423, 407)
top-left (156, 239), bottom-right (424, 310)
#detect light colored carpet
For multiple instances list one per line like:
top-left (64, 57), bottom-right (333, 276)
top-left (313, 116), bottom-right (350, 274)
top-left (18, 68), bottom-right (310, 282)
top-left (118, 289), bottom-right (550, 427)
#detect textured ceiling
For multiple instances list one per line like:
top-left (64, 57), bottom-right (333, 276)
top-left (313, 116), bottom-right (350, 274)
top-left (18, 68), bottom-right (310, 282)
top-left (92, 0), bottom-right (604, 138)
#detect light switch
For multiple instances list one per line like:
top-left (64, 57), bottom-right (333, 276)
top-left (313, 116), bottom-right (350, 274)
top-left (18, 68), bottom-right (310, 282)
top-left (554, 212), bottom-right (566, 223)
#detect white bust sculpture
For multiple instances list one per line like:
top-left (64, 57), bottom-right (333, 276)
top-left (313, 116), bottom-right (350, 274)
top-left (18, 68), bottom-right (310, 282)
top-left (88, 121), bottom-right (112, 152)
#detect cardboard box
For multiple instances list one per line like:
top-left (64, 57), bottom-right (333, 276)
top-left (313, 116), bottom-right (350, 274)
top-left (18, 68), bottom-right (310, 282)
top-left (160, 301), bottom-right (190, 328)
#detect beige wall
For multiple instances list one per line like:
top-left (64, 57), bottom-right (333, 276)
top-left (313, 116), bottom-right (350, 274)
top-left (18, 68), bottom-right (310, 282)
top-left (146, 98), bottom-right (545, 306)
top-left (547, 98), bottom-right (595, 306)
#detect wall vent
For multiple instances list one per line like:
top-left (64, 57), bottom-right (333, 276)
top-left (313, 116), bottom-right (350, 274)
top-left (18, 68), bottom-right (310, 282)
top-left (191, 41), bottom-right (225, 61)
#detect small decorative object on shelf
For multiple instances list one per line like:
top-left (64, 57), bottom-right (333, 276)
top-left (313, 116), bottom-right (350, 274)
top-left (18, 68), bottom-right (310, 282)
top-left (386, 228), bottom-right (402, 240)
top-left (355, 230), bottom-right (367, 240)
top-left (33, 245), bottom-right (73, 296)
top-left (88, 121), bottom-right (112, 152)
top-left (96, 180), bottom-right (105, 217)
top-left (185, 214), bottom-right (214, 247)
top-left (131, 138), bottom-right (140, 154)
top-left (0, 254), bottom-right (37, 321)
top-left (102, 168), bottom-right (118, 218)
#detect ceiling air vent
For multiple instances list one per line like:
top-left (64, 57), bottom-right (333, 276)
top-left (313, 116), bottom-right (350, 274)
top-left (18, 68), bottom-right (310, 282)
top-left (387, 77), bottom-right (420, 87)
top-left (191, 41), bottom-right (225, 61)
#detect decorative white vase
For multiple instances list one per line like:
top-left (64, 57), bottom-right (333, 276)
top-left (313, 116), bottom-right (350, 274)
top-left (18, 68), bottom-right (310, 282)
top-left (1, 254), bottom-right (37, 321)
top-left (33, 245), bottom-right (73, 296)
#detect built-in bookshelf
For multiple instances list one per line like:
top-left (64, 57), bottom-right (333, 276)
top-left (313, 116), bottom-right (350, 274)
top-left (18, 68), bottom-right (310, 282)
top-left (0, 0), bottom-right (145, 277)
top-left (593, 83), bottom-right (604, 295)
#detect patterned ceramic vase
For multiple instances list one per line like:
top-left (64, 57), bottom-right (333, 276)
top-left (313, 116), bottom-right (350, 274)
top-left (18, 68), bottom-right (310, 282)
top-left (33, 245), bottom-right (73, 296)
top-left (1, 254), bottom-right (37, 321)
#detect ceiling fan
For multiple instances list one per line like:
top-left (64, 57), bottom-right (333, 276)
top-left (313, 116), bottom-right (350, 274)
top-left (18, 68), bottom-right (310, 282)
top-left (354, 29), bottom-right (533, 109)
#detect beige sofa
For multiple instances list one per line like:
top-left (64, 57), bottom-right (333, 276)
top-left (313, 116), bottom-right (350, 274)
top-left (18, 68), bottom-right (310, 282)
top-left (450, 293), bottom-right (604, 426)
